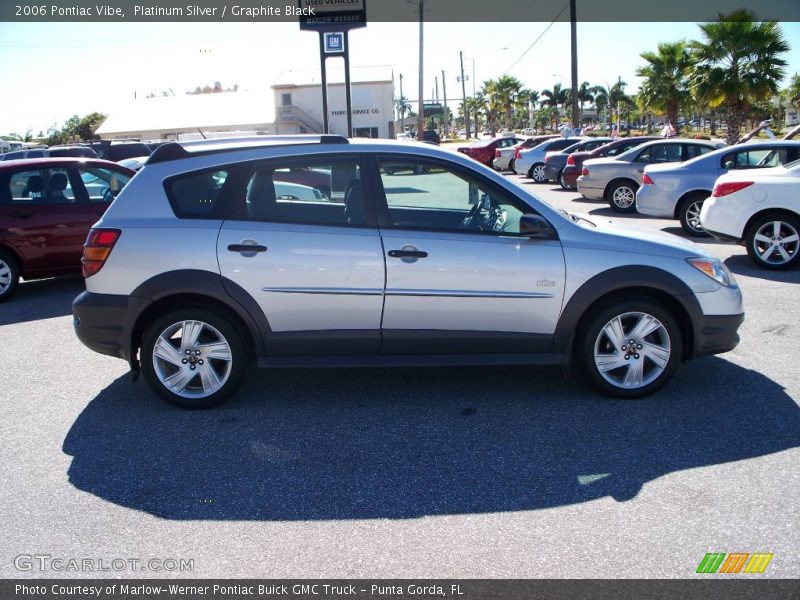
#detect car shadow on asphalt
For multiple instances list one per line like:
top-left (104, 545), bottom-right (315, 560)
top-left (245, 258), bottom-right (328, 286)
top-left (724, 254), bottom-right (800, 285)
top-left (62, 357), bottom-right (800, 521)
top-left (0, 277), bottom-right (83, 326)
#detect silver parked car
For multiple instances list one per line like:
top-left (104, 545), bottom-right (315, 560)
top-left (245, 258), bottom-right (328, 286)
top-left (72, 135), bottom-right (744, 408)
top-left (636, 141), bottom-right (800, 235)
top-left (578, 139), bottom-right (724, 212)
top-left (515, 137), bottom-right (585, 181)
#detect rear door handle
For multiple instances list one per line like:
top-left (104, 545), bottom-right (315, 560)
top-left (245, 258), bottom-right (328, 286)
top-left (388, 249), bottom-right (428, 259)
top-left (228, 243), bottom-right (267, 254)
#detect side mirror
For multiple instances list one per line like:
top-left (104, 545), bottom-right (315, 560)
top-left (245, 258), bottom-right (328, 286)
top-left (520, 214), bottom-right (555, 239)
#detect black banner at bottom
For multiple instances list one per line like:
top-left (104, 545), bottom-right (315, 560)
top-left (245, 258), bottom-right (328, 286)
top-left (3, 579), bottom-right (800, 600)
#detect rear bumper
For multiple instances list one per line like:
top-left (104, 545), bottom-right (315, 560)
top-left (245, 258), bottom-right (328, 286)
top-left (635, 185), bottom-right (676, 218)
top-left (576, 179), bottom-right (604, 200)
top-left (561, 167), bottom-right (579, 187)
top-left (703, 227), bottom-right (742, 244)
top-left (691, 313), bottom-right (744, 359)
top-left (73, 291), bottom-right (138, 362)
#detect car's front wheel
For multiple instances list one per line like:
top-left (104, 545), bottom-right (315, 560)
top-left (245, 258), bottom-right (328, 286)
top-left (0, 251), bottom-right (20, 303)
top-left (606, 180), bottom-right (638, 213)
top-left (580, 299), bottom-right (682, 398)
top-left (746, 213), bottom-right (800, 270)
top-left (678, 193), bottom-right (709, 237)
top-left (141, 308), bottom-right (248, 409)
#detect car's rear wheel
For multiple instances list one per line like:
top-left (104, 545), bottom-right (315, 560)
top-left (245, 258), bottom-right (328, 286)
top-left (141, 308), bottom-right (247, 409)
top-left (606, 181), bottom-right (638, 213)
top-left (557, 169), bottom-right (568, 190)
top-left (529, 163), bottom-right (546, 183)
top-left (678, 193), bottom-right (709, 237)
top-left (509, 158), bottom-right (516, 173)
top-left (746, 213), bottom-right (800, 270)
top-left (580, 299), bottom-right (682, 398)
top-left (0, 251), bottom-right (20, 303)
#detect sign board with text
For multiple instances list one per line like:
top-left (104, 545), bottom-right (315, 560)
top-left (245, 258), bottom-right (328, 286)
top-left (298, 0), bottom-right (367, 32)
top-left (323, 32), bottom-right (345, 54)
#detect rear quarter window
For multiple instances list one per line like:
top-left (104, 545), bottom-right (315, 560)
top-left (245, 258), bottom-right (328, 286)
top-left (165, 169), bottom-right (230, 219)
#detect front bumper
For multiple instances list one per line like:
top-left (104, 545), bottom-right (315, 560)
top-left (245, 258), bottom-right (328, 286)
top-left (691, 313), bottom-right (744, 359)
top-left (73, 291), bottom-right (141, 363)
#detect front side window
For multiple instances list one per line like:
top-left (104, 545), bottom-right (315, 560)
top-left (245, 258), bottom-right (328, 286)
top-left (377, 158), bottom-right (527, 234)
top-left (78, 167), bottom-right (131, 203)
top-left (7, 168), bottom-right (77, 203)
top-left (241, 159), bottom-right (364, 227)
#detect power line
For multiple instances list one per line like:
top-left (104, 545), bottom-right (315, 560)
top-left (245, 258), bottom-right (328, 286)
top-left (502, 0), bottom-right (570, 76)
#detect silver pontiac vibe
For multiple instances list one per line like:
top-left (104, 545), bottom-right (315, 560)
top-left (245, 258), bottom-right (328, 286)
top-left (72, 135), bottom-right (744, 408)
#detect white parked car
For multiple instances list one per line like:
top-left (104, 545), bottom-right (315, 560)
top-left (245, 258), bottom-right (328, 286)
top-left (701, 159), bottom-right (800, 269)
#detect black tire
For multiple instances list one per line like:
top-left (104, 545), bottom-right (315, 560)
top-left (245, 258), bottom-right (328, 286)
top-left (557, 169), bottom-right (568, 190)
top-left (141, 308), bottom-right (248, 409)
top-left (678, 193), bottom-right (710, 237)
top-left (529, 163), bottom-right (547, 183)
top-left (509, 158), bottom-right (516, 173)
top-left (606, 180), bottom-right (638, 213)
top-left (0, 251), bottom-right (20, 303)
top-left (579, 298), bottom-right (682, 399)
top-left (745, 212), bottom-right (800, 270)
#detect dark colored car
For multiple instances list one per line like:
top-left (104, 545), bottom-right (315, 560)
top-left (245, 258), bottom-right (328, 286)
top-left (543, 138), bottom-right (613, 187)
top-left (48, 145), bottom-right (99, 159)
top-left (458, 136), bottom-right (524, 167)
top-left (89, 141), bottom-right (153, 162)
top-left (421, 130), bottom-right (441, 145)
top-left (561, 136), bottom-right (661, 190)
top-left (0, 158), bottom-right (135, 301)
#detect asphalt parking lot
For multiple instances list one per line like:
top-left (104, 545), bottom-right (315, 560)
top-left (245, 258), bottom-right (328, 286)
top-left (1, 174), bottom-right (798, 579)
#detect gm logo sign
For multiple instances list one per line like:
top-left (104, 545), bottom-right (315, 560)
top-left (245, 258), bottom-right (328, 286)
top-left (324, 32), bottom-right (345, 54)
top-left (696, 552), bottom-right (773, 574)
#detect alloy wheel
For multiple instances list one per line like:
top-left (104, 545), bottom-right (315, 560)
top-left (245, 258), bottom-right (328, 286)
top-left (532, 164), bottom-right (546, 182)
top-left (684, 200), bottom-right (705, 233)
top-left (612, 186), bottom-right (635, 209)
top-left (152, 320), bottom-right (233, 399)
top-left (593, 311), bottom-right (671, 390)
top-left (0, 259), bottom-right (11, 295)
top-left (751, 220), bottom-right (799, 266)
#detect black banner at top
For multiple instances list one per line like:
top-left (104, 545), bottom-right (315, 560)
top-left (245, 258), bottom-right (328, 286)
top-left (1, 0), bottom-right (800, 22)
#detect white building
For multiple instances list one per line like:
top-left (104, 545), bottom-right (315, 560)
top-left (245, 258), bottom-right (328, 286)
top-left (272, 67), bottom-right (395, 139)
top-left (95, 67), bottom-right (395, 141)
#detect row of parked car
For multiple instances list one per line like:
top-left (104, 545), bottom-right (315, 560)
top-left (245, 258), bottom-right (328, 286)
top-left (457, 131), bottom-right (800, 270)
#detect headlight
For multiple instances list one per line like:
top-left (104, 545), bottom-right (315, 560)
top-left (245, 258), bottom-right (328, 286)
top-left (686, 257), bottom-right (735, 287)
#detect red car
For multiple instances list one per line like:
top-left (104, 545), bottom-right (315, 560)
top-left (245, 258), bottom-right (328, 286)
top-left (0, 158), bottom-right (135, 301)
top-left (457, 136), bottom-right (524, 167)
top-left (560, 136), bottom-right (660, 190)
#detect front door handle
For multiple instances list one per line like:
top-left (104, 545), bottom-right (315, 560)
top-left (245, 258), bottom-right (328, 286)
top-left (388, 249), bottom-right (428, 259)
top-left (228, 243), bottom-right (267, 254)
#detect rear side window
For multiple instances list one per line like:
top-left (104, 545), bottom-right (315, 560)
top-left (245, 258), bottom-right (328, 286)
top-left (237, 159), bottom-right (364, 227)
top-left (166, 170), bottom-right (229, 218)
top-left (685, 144), bottom-right (713, 160)
top-left (6, 168), bottom-right (77, 203)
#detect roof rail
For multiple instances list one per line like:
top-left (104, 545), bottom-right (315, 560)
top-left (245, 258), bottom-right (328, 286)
top-left (146, 134), bottom-right (349, 165)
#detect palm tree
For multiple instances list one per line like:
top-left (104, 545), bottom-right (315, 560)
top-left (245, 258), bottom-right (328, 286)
top-left (575, 82), bottom-right (594, 124)
top-left (541, 83), bottom-right (568, 129)
top-left (786, 73), bottom-right (800, 108)
top-left (484, 75), bottom-right (524, 129)
top-left (690, 9), bottom-right (789, 144)
top-left (591, 85), bottom-right (609, 129)
top-left (636, 41), bottom-right (693, 134)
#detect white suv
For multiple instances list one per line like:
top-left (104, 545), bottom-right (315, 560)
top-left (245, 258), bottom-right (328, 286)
top-left (73, 135), bottom-right (744, 408)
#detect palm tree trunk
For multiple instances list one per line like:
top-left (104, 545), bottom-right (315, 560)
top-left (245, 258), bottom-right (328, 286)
top-left (726, 101), bottom-right (745, 144)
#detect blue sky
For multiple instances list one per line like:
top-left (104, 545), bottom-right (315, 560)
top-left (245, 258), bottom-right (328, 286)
top-left (1, 20), bottom-right (799, 135)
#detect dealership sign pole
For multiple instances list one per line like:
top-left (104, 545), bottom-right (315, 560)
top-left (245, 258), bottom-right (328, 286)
top-left (299, 0), bottom-right (367, 138)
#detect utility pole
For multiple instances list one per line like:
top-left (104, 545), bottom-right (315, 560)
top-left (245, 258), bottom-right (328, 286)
top-left (399, 73), bottom-right (405, 135)
top-left (435, 76), bottom-right (439, 103)
top-left (441, 69), bottom-right (449, 137)
top-left (417, 0), bottom-right (425, 138)
top-left (460, 50), bottom-right (470, 139)
top-left (570, 0), bottom-right (579, 129)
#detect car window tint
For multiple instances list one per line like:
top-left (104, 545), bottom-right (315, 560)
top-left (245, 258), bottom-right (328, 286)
top-left (378, 159), bottom-right (527, 235)
top-left (242, 160), bottom-right (362, 227)
top-left (78, 167), bottom-right (131, 203)
top-left (722, 148), bottom-right (788, 170)
top-left (166, 170), bottom-right (229, 218)
top-left (605, 143), bottom-right (631, 156)
top-left (650, 144), bottom-right (682, 163)
top-left (685, 144), bottom-right (713, 160)
top-left (635, 147), bottom-right (653, 163)
top-left (8, 168), bottom-right (77, 204)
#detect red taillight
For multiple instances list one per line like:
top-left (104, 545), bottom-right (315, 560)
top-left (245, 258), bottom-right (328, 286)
top-left (581, 167), bottom-right (589, 176)
top-left (712, 181), bottom-right (754, 198)
top-left (544, 155), bottom-right (551, 163)
top-left (82, 228), bottom-right (120, 278)
top-left (514, 148), bottom-right (521, 159)
top-left (641, 173), bottom-right (654, 185)
top-left (566, 154), bottom-right (575, 166)
top-left (495, 149), bottom-right (501, 157)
